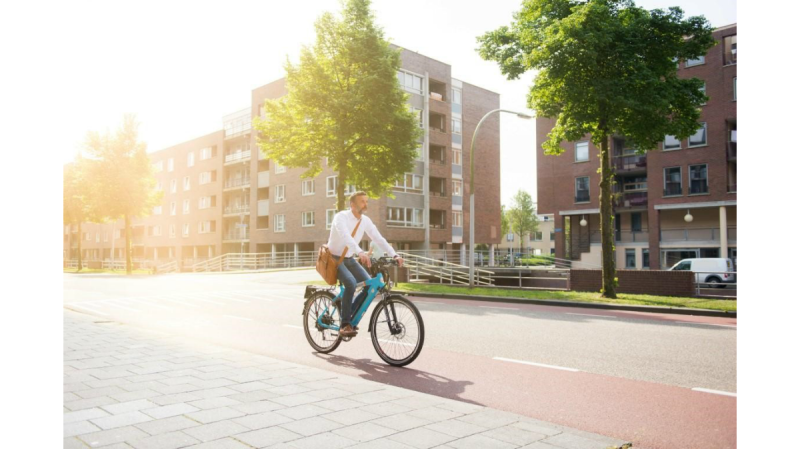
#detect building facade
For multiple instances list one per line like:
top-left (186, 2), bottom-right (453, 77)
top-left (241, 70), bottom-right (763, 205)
top-left (64, 48), bottom-right (503, 268)
top-left (536, 24), bottom-right (737, 270)
top-left (497, 211), bottom-right (556, 256)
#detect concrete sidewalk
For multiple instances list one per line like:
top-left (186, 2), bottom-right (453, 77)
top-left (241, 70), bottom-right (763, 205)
top-left (64, 310), bottom-right (631, 449)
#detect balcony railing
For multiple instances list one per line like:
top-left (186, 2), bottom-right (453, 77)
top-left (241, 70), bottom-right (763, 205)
top-left (613, 154), bottom-right (647, 172)
top-left (664, 184), bottom-right (683, 197)
top-left (224, 150), bottom-right (251, 164)
top-left (224, 178), bottom-right (251, 189)
top-left (575, 191), bottom-right (590, 203)
top-left (430, 223), bottom-right (446, 230)
top-left (614, 191), bottom-right (647, 208)
top-left (660, 227), bottom-right (737, 242)
top-left (615, 230), bottom-right (650, 242)
top-left (430, 158), bottom-right (446, 165)
top-left (430, 190), bottom-right (447, 197)
top-left (223, 230), bottom-right (250, 241)
top-left (727, 141), bottom-right (737, 160)
top-left (224, 205), bottom-right (250, 215)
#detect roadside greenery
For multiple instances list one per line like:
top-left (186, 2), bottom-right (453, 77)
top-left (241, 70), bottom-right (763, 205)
top-left (395, 283), bottom-right (736, 312)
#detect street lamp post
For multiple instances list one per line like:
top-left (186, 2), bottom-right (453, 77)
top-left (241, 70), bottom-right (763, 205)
top-left (469, 109), bottom-right (534, 287)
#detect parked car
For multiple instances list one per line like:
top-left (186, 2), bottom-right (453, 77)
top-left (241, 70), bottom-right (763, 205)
top-left (668, 258), bottom-right (736, 288)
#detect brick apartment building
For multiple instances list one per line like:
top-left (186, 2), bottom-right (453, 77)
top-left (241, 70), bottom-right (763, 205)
top-left (536, 24), bottom-right (737, 270)
top-left (64, 47), bottom-right (503, 269)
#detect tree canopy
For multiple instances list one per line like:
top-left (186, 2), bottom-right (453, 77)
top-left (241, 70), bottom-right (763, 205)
top-left (508, 190), bottom-right (539, 252)
top-left (254, 0), bottom-right (422, 210)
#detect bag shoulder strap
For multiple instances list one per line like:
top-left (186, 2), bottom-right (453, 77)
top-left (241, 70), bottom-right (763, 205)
top-left (335, 218), bottom-right (363, 268)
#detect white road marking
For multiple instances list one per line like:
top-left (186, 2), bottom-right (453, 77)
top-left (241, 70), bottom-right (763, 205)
top-left (284, 325), bottom-right (303, 330)
top-left (493, 357), bottom-right (580, 372)
top-left (676, 322), bottom-right (736, 328)
top-left (223, 315), bottom-right (252, 321)
top-left (67, 304), bottom-right (109, 316)
top-left (479, 306), bottom-right (521, 311)
top-left (692, 388), bottom-right (737, 397)
top-left (567, 313), bottom-right (617, 319)
top-left (378, 339), bottom-right (416, 347)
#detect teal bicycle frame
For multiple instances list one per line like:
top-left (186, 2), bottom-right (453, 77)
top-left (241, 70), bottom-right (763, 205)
top-left (317, 273), bottom-right (386, 332)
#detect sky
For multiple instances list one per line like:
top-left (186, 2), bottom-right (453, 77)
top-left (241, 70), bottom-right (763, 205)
top-left (19, 0), bottom-right (735, 207)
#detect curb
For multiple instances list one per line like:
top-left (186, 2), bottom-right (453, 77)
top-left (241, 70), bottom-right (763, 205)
top-left (179, 267), bottom-right (316, 275)
top-left (394, 290), bottom-right (736, 318)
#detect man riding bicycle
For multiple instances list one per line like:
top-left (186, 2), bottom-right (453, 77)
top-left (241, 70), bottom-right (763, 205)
top-left (327, 191), bottom-right (404, 338)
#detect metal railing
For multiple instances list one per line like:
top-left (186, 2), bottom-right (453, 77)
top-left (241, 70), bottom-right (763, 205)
top-left (192, 251), bottom-right (317, 272)
top-left (693, 270), bottom-right (737, 298)
top-left (398, 251), bottom-right (494, 286)
top-left (614, 191), bottom-right (647, 208)
top-left (661, 227), bottom-right (737, 242)
top-left (224, 205), bottom-right (250, 215)
top-left (614, 154), bottom-right (647, 171)
top-left (615, 230), bottom-right (649, 243)
top-left (223, 178), bottom-right (251, 189)
top-left (222, 230), bottom-right (250, 241)
top-left (156, 260), bottom-right (179, 274)
top-left (224, 150), bottom-right (251, 163)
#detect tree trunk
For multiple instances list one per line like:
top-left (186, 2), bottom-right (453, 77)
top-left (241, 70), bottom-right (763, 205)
top-left (599, 133), bottom-right (617, 298)
top-left (125, 214), bottom-right (132, 275)
top-left (77, 222), bottom-right (83, 272)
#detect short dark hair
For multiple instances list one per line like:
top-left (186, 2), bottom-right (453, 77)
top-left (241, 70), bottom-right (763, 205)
top-left (349, 191), bottom-right (368, 204)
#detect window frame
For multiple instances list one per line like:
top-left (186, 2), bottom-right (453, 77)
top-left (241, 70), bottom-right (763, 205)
top-left (575, 141), bottom-right (589, 162)
top-left (685, 55), bottom-right (705, 67)
top-left (663, 135), bottom-right (681, 151)
top-left (301, 179), bottom-right (315, 196)
top-left (326, 209), bottom-right (336, 230)
top-left (663, 166), bottom-right (683, 197)
top-left (302, 211), bottom-right (315, 227)
top-left (689, 164), bottom-right (709, 195)
top-left (274, 214), bottom-right (286, 232)
top-left (575, 177), bottom-right (590, 203)
top-left (688, 122), bottom-right (708, 148)
top-left (275, 184), bottom-right (286, 203)
top-left (625, 249), bottom-right (636, 269)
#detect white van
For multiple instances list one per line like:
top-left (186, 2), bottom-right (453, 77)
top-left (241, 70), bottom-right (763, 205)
top-left (668, 258), bottom-right (736, 288)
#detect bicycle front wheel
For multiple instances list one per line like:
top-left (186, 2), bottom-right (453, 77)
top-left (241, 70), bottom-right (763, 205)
top-left (370, 295), bottom-right (424, 367)
top-left (303, 291), bottom-right (342, 354)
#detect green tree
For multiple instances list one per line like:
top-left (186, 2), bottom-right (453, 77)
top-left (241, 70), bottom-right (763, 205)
top-left (254, 0), bottom-right (422, 211)
top-left (83, 115), bottom-right (163, 275)
top-left (63, 159), bottom-right (96, 271)
top-left (500, 204), bottom-right (510, 237)
top-left (478, 0), bottom-right (715, 297)
top-left (507, 190), bottom-right (539, 256)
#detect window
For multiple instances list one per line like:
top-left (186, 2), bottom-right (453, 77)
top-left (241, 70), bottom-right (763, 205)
top-left (387, 207), bottom-right (424, 228)
top-left (275, 162), bottom-right (286, 174)
top-left (275, 185), bottom-right (285, 202)
top-left (198, 197), bottom-right (210, 210)
top-left (643, 249), bottom-right (650, 269)
top-left (452, 149), bottom-right (462, 166)
top-left (114, 229), bottom-right (121, 240)
top-left (664, 135), bottom-right (681, 151)
top-left (302, 211), bottom-right (315, 227)
top-left (170, 201), bottom-right (177, 215)
top-left (452, 211), bottom-right (463, 227)
top-left (685, 55), bottom-right (705, 67)
top-left (397, 70), bottom-right (423, 94)
top-left (699, 83), bottom-right (707, 105)
top-left (532, 231), bottom-right (543, 241)
top-left (326, 209), bottom-right (336, 230)
top-left (452, 87), bottom-right (462, 114)
top-left (153, 205), bottom-right (162, 215)
top-left (452, 118), bottom-right (462, 135)
top-left (169, 224), bottom-right (176, 238)
top-left (326, 176), bottom-right (337, 197)
top-left (199, 171), bottom-right (211, 185)
top-left (664, 167), bottom-right (682, 196)
top-left (170, 179), bottom-right (177, 193)
top-left (183, 199), bottom-right (190, 214)
top-left (415, 144), bottom-right (424, 161)
top-left (631, 212), bottom-right (642, 232)
top-left (733, 77), bottom-right (737, 101)
top-left (198, 221), bottom-right (214, 234)
top-left (302, 179), bottom-right (315, 196)
top-left (183, 176), bottom-right (190, 191)
top-left (274, 214), bottom-right (285, 232)
top-left (575, 141), bottom-right (589, 162)
top-left (625, 249), bottom-right (636, 268)
top-left (688, 122), bottom-right (707, 147)
top-left (394, 173), bottom-right (423, 194)
top-left (200, 147), bottom-right (213, 160)
top-left (452, 179), bottom-right (463, 196)
top-left (168, 158), bottom-right (174, 172)
top-left (104, 231), bottom-right (108, 242)
top-left (689, 164), bottom-right (709, 194)
top-left (183, 223), bottom-right (189, 237)
top-left (152, 226), bottom-right (162, 237)
top-left (412, 107), bottom-right (423, 128)
top-left (187, 152), bottom-right (195, 167)
top-left (155, 180), bottom-right (163, 191)
top-left (506, 233), bottom-right (514, 242)
top-left (153, 161), bottom-right (163, 172)
top-left (723, 35), bottom-right (737, 65)
top-left (575, 177), bottom-right (590, 203)
top-left (95, 232), bottom-right (100, 243)
top-left (550, 230), bottom-right (555, 241)
top-left (673, 260), bottom-right (691, 271)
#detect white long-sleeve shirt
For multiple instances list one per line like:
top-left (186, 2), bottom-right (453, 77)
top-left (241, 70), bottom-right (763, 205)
top-left (326, 210), bottom-right (397, 259)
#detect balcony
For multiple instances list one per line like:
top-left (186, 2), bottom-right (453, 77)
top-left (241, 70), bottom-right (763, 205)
top-left (224, 150), bottom-right (251, 165)
top-left (615, 230), bottom-right (650, 243)
top-left (661, 227), bottom-right (736, 243)
top-left (223, 229), bottom-right (250, 242)
top-left (223, 178), bottom-right (251, 191)
top-left (727, 142), bottom-right (737, 161)
top-left (613, 154), bottom-right (647, 173)
top-left (614, 191), bottom-right (647, 209)
top-left (223, 205), bottom-right (250, 216)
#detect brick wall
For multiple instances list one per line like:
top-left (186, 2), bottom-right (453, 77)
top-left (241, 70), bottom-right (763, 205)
top-left (570, 269), bottom-right (695, 297)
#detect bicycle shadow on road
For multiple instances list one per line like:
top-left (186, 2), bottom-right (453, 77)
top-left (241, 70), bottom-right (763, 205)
top-left (312, 353), bottom-right (482, 406)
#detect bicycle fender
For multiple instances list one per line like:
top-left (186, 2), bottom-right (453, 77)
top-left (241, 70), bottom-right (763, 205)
top-left (367, 294), bottom-right (405, 333)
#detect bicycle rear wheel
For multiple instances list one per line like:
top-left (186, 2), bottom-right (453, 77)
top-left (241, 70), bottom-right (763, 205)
top-left (370, 295), bottom-right (424, 367)
top-left (303, 291), bottom-right (342, 353)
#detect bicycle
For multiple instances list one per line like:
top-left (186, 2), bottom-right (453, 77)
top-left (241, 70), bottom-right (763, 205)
top-left (301, 256), bottom-right (425, 367)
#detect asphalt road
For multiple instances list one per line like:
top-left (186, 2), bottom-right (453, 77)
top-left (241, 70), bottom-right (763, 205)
top-left (64, 269), bottom-right (737, 449)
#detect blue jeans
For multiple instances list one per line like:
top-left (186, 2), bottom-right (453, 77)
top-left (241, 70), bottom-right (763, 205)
top-left (334, 256), bottom-right (370, 326)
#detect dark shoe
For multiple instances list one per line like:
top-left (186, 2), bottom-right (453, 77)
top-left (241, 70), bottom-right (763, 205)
top-left (339, 324), bottom-right (358, 337)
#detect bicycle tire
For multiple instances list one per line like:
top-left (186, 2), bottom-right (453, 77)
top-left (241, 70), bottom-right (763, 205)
top-left (370, 295), bottom-right (425, 367)
top-left (303, 291), bottom-right (342, 354)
